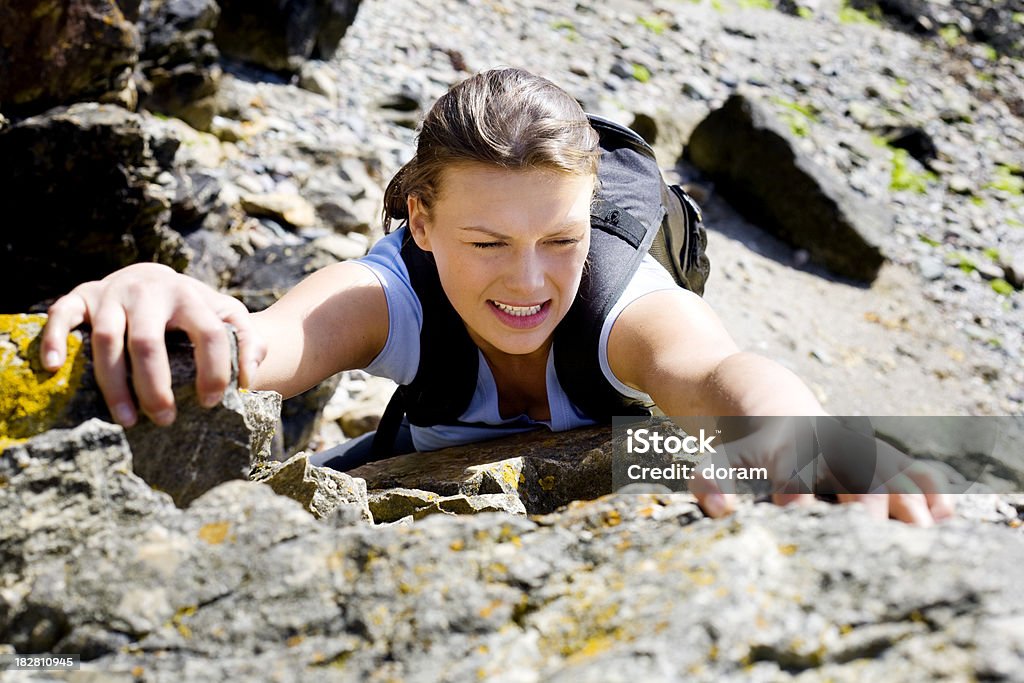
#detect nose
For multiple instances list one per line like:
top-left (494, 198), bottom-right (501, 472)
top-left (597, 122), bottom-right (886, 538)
top-left (503, 247), bottom-right (546, 296)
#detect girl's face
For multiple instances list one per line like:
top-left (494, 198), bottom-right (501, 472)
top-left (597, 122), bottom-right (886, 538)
top-left (408, 162), bottom-right (594, 361)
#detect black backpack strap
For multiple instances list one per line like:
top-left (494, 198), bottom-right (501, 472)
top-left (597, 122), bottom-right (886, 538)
top-left (369, 230), bottom-right (480, 457)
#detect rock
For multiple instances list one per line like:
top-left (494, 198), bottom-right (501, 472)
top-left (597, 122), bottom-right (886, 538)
top-left (350, 426), bottom-right (616, 515)
top-left (1001, 252), bottom-right (1024, 290)
top-left (917, 256), bottom-right (946, 280)
top-left (0, 313), bottom-right (282, 507)
top-left (255, 451), bottom-right (372, 521)
top-left (298, 60), bottom-right (338, 100)
top-left (0, 104), bottom-right (189, 312)
top-left (0, 0), bottom-right (140, 117)
top-left (687, 93), bottom-right (889, 282)
top-left (228, 241), bottom-right (346, 311)
top-left (214, 0), bottom-right (361, 73)
top-left (366, 487), bottom-right (526, 523)
top-left (4, 454), bottom-right (1024, 680)
top-left (240, 192), bottom-right (317, 229)
top-left (136, 0), bottom-right (221, 130)
top-left (281, 374), bottom-right (342, 456)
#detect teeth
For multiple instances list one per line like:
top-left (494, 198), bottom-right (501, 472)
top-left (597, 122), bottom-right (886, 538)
top-left (493, 301), bottom-right (543, 316)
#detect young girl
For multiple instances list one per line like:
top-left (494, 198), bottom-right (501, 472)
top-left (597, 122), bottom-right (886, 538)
top-left (40, 68), bottom-right (950, 524)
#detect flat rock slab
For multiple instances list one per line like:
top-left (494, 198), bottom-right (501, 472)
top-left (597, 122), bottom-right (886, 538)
top-left (349, 425), bottom-right (615, 515)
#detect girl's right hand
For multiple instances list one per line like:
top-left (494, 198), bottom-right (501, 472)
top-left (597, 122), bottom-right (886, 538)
top-left (40, 263), bottom-right (267, 428)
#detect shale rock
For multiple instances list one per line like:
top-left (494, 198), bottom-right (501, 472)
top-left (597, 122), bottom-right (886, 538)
top-left (350, 426), bottom-right (615, 515)
top-left (3, 448), bottom-right (1024, 681)
top-left (0, 0), bottom-right (140, 117)
top-left (687, 93), bottom-right (889, 282)
top-left (254, 451), bottom-right (372, 521)
top-left (366, 487), bottom-right (526, 523)
top-left (0, 313), bottom-right (282, 506)
top-left (214, 0), bottom-right (361, 73)
top-left (136, 0), bottom-right (222, 130)
top-left (0, 104), bottom-right (188, 312)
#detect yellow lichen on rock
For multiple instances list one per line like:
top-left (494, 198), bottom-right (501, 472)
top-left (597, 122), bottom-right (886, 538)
top-left (0, 314), bottom-right (86, 449)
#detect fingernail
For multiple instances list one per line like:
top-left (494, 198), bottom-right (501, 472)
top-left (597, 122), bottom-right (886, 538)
top-left (154, 409), bottom-right (176, 426)
top-left (703, 493), bottom-right (727, 517)
top-left (113, 404), bottom-right (136, 427)
top-left (45, 351), bottom-right (61, 369)
top-left (202, 392), bottom-right (222, 408)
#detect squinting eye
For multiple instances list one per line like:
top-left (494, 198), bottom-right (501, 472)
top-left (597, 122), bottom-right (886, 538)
top-left (550, 238), bottom-right (581, 246)
top-left (471, 242), bottom-right (504, 249)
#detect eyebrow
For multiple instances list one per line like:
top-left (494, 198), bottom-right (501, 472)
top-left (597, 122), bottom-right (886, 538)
top-left (457, 221), bottom-right (589, 240)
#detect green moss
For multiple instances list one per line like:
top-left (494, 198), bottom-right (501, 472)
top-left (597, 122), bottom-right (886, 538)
top-left (938, 25), bottom-right (962, 48)
top-left (1013, 12), bottom-right (1024, 24)
top-left (971, 195), bottom-right (986, 207)
top-left (632, 64), bottom-right (652, 83)
top-left (890, 148), bottom-right (937, 193)
top-left (772, 97), bottom-right (818, 137)
top-left (637, 15), bottom-right (669, 34)
top-left (711, 0), bottom-right (726, 12)
top-left (1008, 217), bottom-right (1023, 228)
top-left (797, 7), bottom-right (813, 19)
top-left (956, 254), bottom-right (977, 274)
top-left (918, 234), bottom-right (941, 248)
top-left (983, 247), bottom-right (1001, 262)
top-left (991, 279), bottom-right (1015, 296)
top-left (738, 0), bottom-right (773, 9)
top-left (838, 2), bottom-right (880, 25)
top-left (987, 164), bottom-right (1024, 195)
top-left (551, 18), bottom-right (579, 40)
top-left (1, 314), bottom-right (86, 449)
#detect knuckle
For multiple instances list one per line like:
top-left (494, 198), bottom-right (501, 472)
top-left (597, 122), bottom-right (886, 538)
top-left (127, 333), bottom-right (163, 358)
top-left (91, 325), bottom-right (122, 349)
top-left (196, 324), bottom-right (228, 348)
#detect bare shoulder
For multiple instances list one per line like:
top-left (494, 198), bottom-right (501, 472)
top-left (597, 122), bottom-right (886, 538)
top-left (606, 288), bottom-right (740, 395)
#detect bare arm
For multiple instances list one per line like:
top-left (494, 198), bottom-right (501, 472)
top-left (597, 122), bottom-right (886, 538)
top-left (607, 288), bottom-right (951, 524)
top-left (41, 260), bottom-right (387, 426)
top-left (248, 261), bottom-right (387, 397)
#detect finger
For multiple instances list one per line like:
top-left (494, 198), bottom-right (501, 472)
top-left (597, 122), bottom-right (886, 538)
top-left (888, 493), bottom-right (934, 527)
top-left (837, 493), bottom-right (889, 520)
top-left (925, 493), bottom-right (955, 521)
top-left (695, 491), bottom-right (737, 518)
top-left (902, 463), bottom-right (956, 521)
top-left (171, 291), bottom-right (233, 408)
top-left (772, 492), bottom-right (816, 508)
top-left (220, 299), bottom-right (265, 389)
top-left (689, 463), bottom-right (736, 518)
top-left (41, 290), bottom-right (90, 371)
top-left (89, 305), bottom-right (136, 428)
top-left (125, 313), bottom-right (176, 427)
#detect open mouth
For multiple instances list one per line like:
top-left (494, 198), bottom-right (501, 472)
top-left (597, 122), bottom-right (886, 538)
top-left (491, 301), bottom-right (544, 317)
top-left (488, 299), bottom-right (552, 328)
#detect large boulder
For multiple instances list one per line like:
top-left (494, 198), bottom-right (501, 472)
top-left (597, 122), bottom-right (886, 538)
top-left (214, 0), bottom-right (361, 73)
top-left (2, 445), bottom-right (1024, 680)
top-left (687, 93), bottom-right (889, 282)
top-left (136, 0), bottom-right (222, 130)
top-left (0, 313), bottom-right (282, 506)
top-left (847, 0), bottom-right (1024, 58)
top-left (0, 0), bottom-right (140, 117)
top-left (0, 104), bottom-right (188, 312)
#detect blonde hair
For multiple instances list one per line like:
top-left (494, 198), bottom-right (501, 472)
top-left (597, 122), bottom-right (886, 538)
top-left (382, 68), bottom-right (599, 232)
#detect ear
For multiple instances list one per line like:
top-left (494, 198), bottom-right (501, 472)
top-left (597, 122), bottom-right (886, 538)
top-left (407, 195), bottom-right (432, 252)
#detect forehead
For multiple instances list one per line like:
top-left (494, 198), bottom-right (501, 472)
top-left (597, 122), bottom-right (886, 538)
top-left (432, 163), bottom-right (595, 231)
